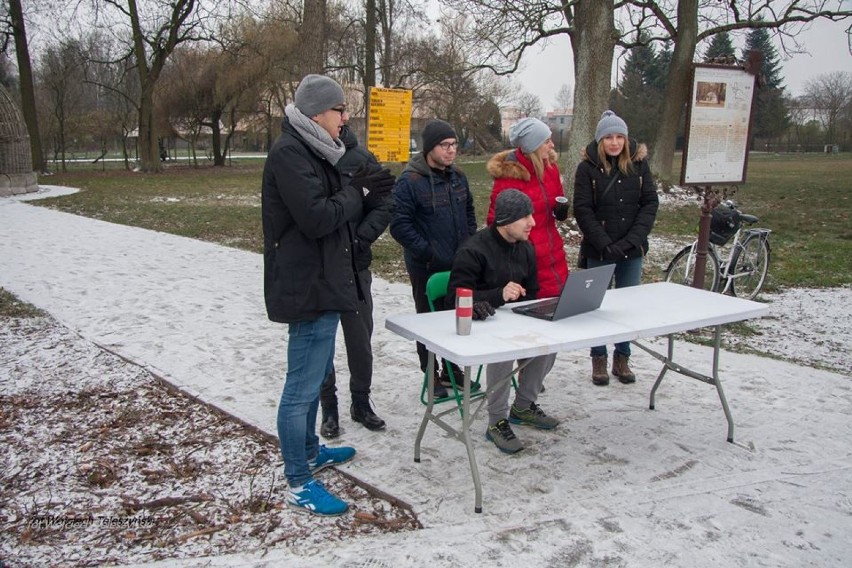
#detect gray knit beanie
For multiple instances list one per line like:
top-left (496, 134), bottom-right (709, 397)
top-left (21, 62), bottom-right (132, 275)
top-left (509, 117), bottom-right (552, 154)
top-left (595, 110), bottom-right (628, 143)
top-left (421, 119), bottom-right (457, 155)
top-left (294, 74), bottom-right (346, 117)
top-left (493, 189), bottom-right (534, 227)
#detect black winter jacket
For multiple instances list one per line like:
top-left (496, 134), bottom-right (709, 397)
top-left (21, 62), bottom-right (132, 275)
top-left (337, 125), bottom-right (393, 272)
top-left (389, 153), bottom-right (477, 273)
top-left (261, 119), bottom-right (364, 323)
top-left (447, 226), bottom-right (539, 309)
top-left (573, 139), bottom-right (659, 262)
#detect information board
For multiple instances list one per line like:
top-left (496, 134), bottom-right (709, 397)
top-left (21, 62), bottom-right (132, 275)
top-left (367, 87), bottom-right (413, 163)
top-left (681, 64), bottom-right (757, 185)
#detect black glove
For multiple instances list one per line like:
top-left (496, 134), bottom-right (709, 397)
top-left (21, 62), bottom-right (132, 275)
top-left (604, 243), bottom-right (627, 261)
top-left (472, 301), bottom-right (496, 321)
top-left (553, 197), bottom-right (570, 221)
top-left (350, 164), bottom-right (394, 209)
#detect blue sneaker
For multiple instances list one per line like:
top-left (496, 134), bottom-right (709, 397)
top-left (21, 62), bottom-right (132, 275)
top-left (309, 444), bottom-right (356, 474)
top-left (287, 479), bottom-right (348, 516)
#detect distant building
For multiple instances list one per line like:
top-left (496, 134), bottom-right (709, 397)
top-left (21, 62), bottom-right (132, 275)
top-left (542, 109), bottom-right (573, 153)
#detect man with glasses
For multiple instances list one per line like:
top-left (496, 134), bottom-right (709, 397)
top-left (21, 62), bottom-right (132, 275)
top-left (390, 119), bottom-right (478, 396)
top-left (262, 74), bottom-right (394, 516)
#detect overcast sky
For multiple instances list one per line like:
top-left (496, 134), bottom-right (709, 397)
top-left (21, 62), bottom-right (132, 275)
top-left (426, 5), bottom-right (850, 111)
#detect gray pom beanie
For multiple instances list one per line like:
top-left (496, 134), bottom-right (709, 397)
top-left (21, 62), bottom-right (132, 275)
top-left (294, 74), bottom-right (346, 117)
top-left (595, 110), bottom-right (628, 143)
top-left (509, 117), bottom-right (552, 154)
top-left (493, 189), bottom-right (534, 227)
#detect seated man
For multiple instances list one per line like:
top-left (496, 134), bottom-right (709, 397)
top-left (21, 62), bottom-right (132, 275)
top-left (447, 189), bottom-right (559, 454)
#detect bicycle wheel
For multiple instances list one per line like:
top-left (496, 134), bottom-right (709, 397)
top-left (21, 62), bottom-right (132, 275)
top-left (729, 234), bottom-right (770, 300)
top-left (664, 244), bottom-right (721, 292)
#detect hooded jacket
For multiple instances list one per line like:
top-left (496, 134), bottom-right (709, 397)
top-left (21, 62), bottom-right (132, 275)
top-left (337, 125), bottom-right (393, 272)
top-left (389, 152), bottom-right (477, 273)
top-left (261, 119), bottom-right (363, 323)
top-left (486, 148), bottom-right (569, 298)
top-left (572, 139), bottom-right (659, 262)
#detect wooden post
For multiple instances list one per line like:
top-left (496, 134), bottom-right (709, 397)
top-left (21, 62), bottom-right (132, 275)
top-left (692, 186), bottom-right (719, 289)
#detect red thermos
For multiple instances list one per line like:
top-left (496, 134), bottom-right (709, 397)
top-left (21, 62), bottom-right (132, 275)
top-left (456, 287), bottom-right (473, 335)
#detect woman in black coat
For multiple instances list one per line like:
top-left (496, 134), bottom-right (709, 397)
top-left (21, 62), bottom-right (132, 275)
top-left (573, 110), bottom-right (659, 387)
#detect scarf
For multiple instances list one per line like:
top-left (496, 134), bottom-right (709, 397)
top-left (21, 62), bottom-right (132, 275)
top-left (284, 104), bottom-right (345, 165)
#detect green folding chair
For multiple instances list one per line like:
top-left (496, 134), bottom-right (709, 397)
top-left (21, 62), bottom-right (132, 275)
top-left (420, 271), bottom-right (486, 416)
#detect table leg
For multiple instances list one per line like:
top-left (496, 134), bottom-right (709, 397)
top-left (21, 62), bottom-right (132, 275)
top-left (634, 326), bottom-right (735, 442)
top-left (460, 364), bottom-right (483, 513)
top-left (711, 325), bottom-right (735, 443)
top-left (414, 351), bottom-right (436, 463)
top-left (648, 334), bottom-right (674, 410)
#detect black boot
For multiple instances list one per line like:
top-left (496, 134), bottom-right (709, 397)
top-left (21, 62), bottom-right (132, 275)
top-left (350, 397), bottom-right (386, 431)
top-left (320, 406), bottom-right (340, 439)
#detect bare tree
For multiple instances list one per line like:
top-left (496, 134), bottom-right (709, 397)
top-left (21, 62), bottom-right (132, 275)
top-left (81, 0), bottom-right (226, 172)
top-left (802, 71), bottom-right (852, 144)
top-left (37, 40), bottom-right (87, 171)
top-left (555, 83), bottom-right (573, 110)
top-left (440, 0), bottom-right (615, 173)
top-left (515, 91), bottom-right (541, 118)
top-left (7, 0), bottom-right (43, 171)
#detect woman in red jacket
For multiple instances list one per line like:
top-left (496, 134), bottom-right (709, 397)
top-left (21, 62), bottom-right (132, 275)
top-left (486, 117), bottom-right (570, 299)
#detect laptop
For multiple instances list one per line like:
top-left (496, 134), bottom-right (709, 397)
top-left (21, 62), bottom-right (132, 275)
top-left (511, 264), bottom-right (615, 321)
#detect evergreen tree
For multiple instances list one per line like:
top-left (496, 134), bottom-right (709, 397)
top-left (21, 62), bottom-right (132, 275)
top-left (649, 41), bottom-right (673, 92)
top-left (704, 32), bottom-right (736, 62)
top-left (742, 26), bottom-right (790, 144)
top-left (612, 33), bottom-right (663, 144)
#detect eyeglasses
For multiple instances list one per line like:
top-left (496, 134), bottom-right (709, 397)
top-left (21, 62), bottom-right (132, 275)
top-left (437, 141), bottom-right (458, 150)
top-left (330, 106), bottom-right (348, 115)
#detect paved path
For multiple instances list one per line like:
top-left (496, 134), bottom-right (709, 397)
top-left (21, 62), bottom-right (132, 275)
top-left (2, 193), bottom-right (851, 567)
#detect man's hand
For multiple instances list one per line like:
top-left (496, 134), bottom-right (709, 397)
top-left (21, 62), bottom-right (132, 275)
top-left (502, 281), bottom-right (527, 302)
top-left (350, 164), bottom-right (395, 208)
top-left (472, 301), bottom-right (496, 321)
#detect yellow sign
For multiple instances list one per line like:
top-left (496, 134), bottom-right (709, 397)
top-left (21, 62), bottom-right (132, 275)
top-left (367, 87), bottom-right (413, 163)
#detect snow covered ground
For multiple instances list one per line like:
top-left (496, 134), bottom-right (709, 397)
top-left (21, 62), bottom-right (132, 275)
top-left (1, 187), bottom-right (850, 567)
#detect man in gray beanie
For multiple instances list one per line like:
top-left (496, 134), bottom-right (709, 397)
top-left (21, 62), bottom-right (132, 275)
top-left (262, 73), bottom-right (395, 516)
top-left (446, 188), bottom-right (560, 454)
top-left (294, 74), bottom-right (346, 117)
top-left (509, 117), bottom-right (553, 154)
top-left (493, 187), bottom-right (534, 226)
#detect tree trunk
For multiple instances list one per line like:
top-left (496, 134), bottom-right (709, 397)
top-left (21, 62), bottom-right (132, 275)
top-left (136, 85), bottom-right (159, 172)
top-left (650, 0), bottom-right (699, 183)
top-left (564, 1), bottom-right (615, 176)
top-left (210, 108), bottom-right (224, 166)
top-left (365, 0), bottom-right (376, 110)
top-left (300, 0), bottom-right (326, 75)
top-left (9, 0), bottom-right (44, 172)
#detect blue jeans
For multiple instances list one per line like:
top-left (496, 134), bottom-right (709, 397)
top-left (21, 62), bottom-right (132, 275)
top-left (587, 256), bottom-right (643, 357)
top-left (277, 312), bottom-right (340, 488)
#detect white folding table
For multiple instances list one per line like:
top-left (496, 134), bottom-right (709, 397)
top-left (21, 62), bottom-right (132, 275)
top-left (385, 282), bottom-right (769, 512)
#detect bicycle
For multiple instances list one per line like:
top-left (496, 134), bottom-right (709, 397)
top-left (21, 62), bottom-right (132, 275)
top-left (664, 200), bottom-right (772, 300)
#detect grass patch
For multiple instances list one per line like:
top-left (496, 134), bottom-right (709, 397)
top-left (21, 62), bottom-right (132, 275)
top-left (38, 153), bottom-right (852, 288)
top-left (0, 289), bottom-right (46, 319)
